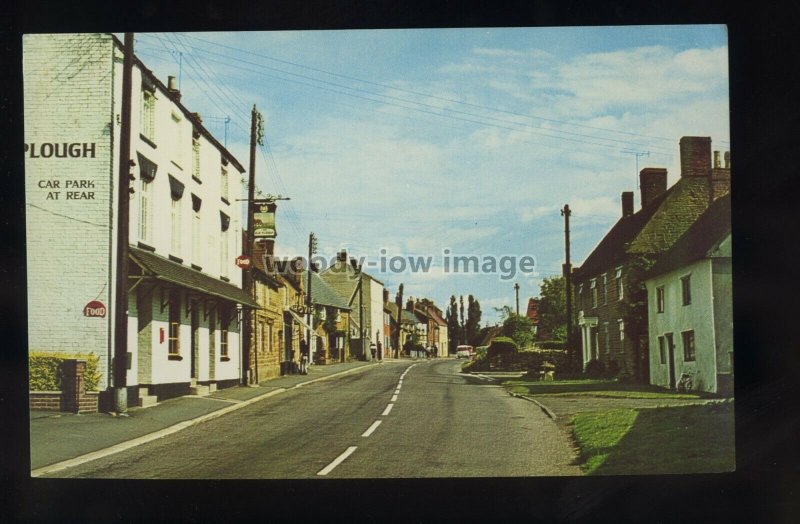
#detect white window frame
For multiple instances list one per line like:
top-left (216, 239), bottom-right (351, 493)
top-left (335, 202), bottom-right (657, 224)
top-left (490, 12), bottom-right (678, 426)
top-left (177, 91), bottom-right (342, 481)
top-left (618, 319), bottom-right (625, 342)
top-left (140, 90), bottom-right (155, 141)
top-left (681, 274), bottom-right (692, 306)
top-left (172, 112), bottom-right (184, 168)
top-left (590, 279), bottom-right (598, 309)
top-left (601, 274), bottom-right (608, 305)
top-left (221, 166), bottom-right (229, 202)
top-left (139, 178), bottom-right (152, 243)
top-left (192, 210), bottom-right (201, 266)
top-left (615, 267), bottom-right (623, 301)
top-left (656, 286), bottom-right (665, 313)
top-left (170, 196), bottom-right (182, 257)
top-left (192, 138), bottom-right (201, 180)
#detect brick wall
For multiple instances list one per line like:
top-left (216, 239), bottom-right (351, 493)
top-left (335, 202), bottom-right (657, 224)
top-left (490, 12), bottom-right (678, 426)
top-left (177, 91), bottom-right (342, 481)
top-left (29, 392), bottom-right (61, 411)
top-left (24, 33), bottom-right (116, 389)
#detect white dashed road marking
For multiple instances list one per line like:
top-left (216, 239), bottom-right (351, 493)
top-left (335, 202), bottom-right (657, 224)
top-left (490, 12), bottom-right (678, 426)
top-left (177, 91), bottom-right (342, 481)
top-left (391, 394), bottom-right (398, 402)
top-left (382, 403), bottom-right (394, 416)
top-left (317, 446), bottom-right (357, 476)
top-left (362, 420), bottom-right (382, 437)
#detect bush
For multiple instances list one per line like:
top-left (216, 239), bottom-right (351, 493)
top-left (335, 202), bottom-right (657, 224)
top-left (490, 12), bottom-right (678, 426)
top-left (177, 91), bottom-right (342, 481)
top-left (29, 352), bottom-right (102, 391)
top-left (475, 345), bottom-right (489, 361)
top-left (487, 337), bottom-right (518, 359)
top-left (584, 359), bottom-right (606, 379)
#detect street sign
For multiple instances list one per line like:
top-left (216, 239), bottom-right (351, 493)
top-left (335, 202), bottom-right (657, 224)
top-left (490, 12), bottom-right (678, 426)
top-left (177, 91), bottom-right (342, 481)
top-left (83, 300), bottom-right (106, 317)
top-left (235, 255), bottom-right (251, 269)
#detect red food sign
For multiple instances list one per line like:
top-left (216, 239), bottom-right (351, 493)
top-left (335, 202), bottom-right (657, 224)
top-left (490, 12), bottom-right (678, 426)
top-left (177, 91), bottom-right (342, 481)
top-left (84, 300), bottom-right (106, 318)
top-left (235, 255), bottom-right (251, 269)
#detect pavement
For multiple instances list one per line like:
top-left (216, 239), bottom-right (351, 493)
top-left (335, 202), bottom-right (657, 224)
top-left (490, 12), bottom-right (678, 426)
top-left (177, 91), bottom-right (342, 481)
top-left (30, 360), bottom-right (380, 473)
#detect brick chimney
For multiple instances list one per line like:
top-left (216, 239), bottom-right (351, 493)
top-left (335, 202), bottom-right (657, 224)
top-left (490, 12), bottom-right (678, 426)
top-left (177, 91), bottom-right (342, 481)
top-left (679, 136), bottom-right (711, 177)
top-left (621, 191), bottom-right (634, 217)
top-left (383, 288), bottom-right (390, 304)
top-left (349, 257), bottom-right (360, 271)
top-left (337, 250), bottom-right (347, 262)
top-left (406, 297), bottom-right (415, 312)
top-left (639, 168), bottom-right (668, 208)
top-left (710, 150), bottom-right (731, 202)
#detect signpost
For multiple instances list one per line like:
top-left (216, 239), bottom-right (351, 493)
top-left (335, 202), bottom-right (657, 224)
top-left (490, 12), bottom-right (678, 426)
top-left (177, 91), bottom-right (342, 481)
top-left (235, 255), bottom-right (251, 269)
top-left (83, 300), bottom-right (106, 317)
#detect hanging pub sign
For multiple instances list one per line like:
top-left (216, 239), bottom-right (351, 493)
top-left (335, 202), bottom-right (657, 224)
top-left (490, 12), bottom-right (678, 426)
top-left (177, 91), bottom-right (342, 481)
top-left (252, 201), bottom-right (277, 238)
top-left (83, 300), bottom-right (106, 318)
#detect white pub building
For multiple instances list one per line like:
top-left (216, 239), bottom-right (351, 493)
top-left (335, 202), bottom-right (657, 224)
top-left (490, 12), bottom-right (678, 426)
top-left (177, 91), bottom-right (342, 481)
top-left (24, 33), bottom-right (258, 408)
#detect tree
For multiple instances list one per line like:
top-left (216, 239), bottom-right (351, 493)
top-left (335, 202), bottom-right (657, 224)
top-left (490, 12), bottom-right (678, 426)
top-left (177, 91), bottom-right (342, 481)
top-left (446, 295), bottom-right (459, 354)
top-left (538, 276), bottom-right (567, 341)
top-left (495, 305), bottom-right (535, 349)
top-left (466, 295), bottom-right (482, 345)
top-left (459, 295), bottom-right (466, 345)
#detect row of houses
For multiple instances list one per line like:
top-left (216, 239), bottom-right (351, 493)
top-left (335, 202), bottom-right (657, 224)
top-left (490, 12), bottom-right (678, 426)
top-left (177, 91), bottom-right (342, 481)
top-left (572, 136), bottom-right (732, 394)
top-left (24, 33), bottom-right (451, 410)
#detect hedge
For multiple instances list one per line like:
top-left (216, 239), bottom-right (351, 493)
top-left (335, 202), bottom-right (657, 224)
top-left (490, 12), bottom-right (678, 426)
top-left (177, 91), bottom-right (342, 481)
top-left (463, 348), bottom-right (570, 373)
top-left (534, 340), bottom-right (566, 350)
top-left (29, 352), bottom-right (102, 392)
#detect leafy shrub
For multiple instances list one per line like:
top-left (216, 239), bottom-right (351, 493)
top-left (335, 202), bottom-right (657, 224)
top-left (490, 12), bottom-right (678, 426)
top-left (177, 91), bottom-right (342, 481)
top-left (29, 352), bottom-right (102, 391)
top-left (475, 346), bottom-right (489, 361)
top-left (487, 337), bottom-right (518, 359)
top-left (584, 359), bottom-right (606, 379)
top-left (605, 360), bottom-right (620, 379)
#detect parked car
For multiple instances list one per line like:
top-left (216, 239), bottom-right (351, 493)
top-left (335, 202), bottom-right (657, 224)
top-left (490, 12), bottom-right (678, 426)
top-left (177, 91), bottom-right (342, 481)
top-left (456, 345), bottom-right (473, 359)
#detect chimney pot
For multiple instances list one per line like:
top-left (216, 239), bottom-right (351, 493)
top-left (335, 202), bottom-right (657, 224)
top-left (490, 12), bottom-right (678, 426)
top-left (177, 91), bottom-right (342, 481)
top-left (621, 191), bottom-right (634, 217)
top-left (337, 250), bottom-right (347, 262)
top-left (714, 151), bottom-right (721, 168)
top-left (168, 76), bottom-right (177, 90)
top-left (350, 257), bottom-right (359, 271)
top-left (639, 168), bottom-right (668, 208)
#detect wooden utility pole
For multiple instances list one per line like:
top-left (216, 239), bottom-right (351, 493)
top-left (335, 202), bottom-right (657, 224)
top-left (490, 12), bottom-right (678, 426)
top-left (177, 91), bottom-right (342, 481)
top-left (395, 283), bottom-right (403, 358)
top-left (561, 204), bottom-right (573, 361)
top-left (514, 283), bottom-right (520, 316)
top-left (112, 32), bottom-right (134, 413)
top-left (306, 232), bottom-right (316, 362)
top-left (358, 264), bottom-right (365, 360)
top-left (242, 105), bottom-right (260, 384)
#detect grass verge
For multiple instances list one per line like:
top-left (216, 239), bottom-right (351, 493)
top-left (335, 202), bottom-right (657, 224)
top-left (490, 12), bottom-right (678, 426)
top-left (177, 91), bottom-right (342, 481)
top-left (504, 378), bottom-right (705, 400)
top-left (571, 402), bottom-right (735, 475)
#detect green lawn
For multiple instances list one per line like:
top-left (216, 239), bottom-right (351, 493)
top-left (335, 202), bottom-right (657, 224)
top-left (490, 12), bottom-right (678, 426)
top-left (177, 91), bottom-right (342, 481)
top-left (504, 378), bottom-right (705, 400)
top-left (571, 402), bottom-right (735, 475)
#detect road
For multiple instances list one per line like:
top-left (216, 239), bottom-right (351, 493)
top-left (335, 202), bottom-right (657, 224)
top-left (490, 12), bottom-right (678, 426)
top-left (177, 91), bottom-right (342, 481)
top-left (47, 359), bottom-right (580, 478)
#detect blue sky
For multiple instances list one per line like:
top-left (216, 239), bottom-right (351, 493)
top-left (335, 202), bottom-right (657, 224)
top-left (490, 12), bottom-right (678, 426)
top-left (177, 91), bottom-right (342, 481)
top-left (131, 25), bottom-right (729, 324)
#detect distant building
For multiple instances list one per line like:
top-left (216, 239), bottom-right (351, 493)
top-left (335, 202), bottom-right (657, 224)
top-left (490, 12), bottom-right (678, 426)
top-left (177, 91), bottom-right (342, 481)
top-left (320, 251), bottom-right (384, 361)
top-left (310, 271), bottom-right (351, 363)
top-left (573, 137), bottom-right (731, 381)
top-left (526, 298), bottom-right (540, 338)
top-left (645, 194), bottom-right (732, 394)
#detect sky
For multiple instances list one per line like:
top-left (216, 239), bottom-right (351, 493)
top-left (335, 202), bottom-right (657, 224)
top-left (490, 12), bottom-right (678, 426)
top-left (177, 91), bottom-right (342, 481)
top-left (130, 25), bottom-right (730, 324)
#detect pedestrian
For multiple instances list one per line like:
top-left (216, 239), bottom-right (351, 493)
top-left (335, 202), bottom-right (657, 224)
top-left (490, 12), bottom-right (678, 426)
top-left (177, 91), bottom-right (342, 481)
top-left (377, 341), bottom-right (383, 361)
top-left (300, 339), bottom-right (309, 375)
top-left (369, 343), bottom-right (377, 361)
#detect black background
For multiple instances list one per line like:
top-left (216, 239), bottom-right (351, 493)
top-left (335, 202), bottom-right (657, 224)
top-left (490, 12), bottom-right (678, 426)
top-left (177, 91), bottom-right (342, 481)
top-left (2, 1), bottom-right (799, 522)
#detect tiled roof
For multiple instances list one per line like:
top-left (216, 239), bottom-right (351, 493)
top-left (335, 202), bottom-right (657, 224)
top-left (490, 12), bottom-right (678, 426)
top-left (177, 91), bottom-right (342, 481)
top-left (129, 246), bottom-right (260, 308)
top-left (646, 193), bottom-right (731, 279)
top-left (576, 175), bottom-right (714, 279)
top-left (310, 272), bottom-right (351, 310)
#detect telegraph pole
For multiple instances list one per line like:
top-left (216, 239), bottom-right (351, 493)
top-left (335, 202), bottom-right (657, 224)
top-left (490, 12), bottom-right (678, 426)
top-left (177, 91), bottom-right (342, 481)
top-left (561, 204), bottom-right (573, 363)
top-left (514, 283), bottom-right (520, 316)
top-left (358, 264), bottom-right (365, 360)
top-left (112, 32), bottom-right (134, 413)
top-left (306, 232), bottom-right (317, 363)
top-left (243, 105), bottom-right (263, 384)
top-left (395, 283), bottom-right (403, 358)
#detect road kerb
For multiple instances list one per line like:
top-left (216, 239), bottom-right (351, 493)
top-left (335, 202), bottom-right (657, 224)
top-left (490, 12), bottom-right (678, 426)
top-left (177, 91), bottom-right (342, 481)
top-left (510, 392), bottom-right (558, 421)
top-left (31, 362), bottom-right (380, 477)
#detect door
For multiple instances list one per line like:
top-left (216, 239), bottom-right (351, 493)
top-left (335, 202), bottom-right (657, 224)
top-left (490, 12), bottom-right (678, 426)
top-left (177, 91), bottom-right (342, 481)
top-left (590, 326), bottom-right (599, 360)
top-left (666, 333), bottom-right (676, 389)
top-left (208, 308), bottom-right (216, 382)
top-left (190, 299), bottom-right (199, 380)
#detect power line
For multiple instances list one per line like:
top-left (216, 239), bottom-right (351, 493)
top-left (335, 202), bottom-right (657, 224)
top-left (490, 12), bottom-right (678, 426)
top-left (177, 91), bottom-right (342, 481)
top-left (139, 34), bottom-right (676, 159)
top-left (175, 32), bottom-right (697, 148)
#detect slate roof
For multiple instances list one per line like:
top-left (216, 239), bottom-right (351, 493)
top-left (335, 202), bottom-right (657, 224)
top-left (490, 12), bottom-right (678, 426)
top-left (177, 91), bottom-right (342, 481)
top-left (401, 310), bottom-right (420, 324)
top-left (426, 306), bottom-right (447, 326)
top-left (129, 246), bottom-right (260, 308)
top-left (646, 193), bottom-right (731, 279)
top-left (576, 175), bottom-right (713, 279)
top-left (385, 302), bottom-right (399, 318)
top-left (310, 272), bottom-right (351, 310)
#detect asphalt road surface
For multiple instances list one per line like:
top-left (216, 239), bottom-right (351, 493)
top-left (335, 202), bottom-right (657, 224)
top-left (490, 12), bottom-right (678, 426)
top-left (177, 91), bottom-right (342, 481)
top-left (47, 359), bottom-right (580, 478)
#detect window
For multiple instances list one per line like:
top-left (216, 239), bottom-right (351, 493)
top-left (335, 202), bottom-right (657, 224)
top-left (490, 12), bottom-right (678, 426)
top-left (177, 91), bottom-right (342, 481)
top-left (601, 274), bottom-right (607, 305)
top-left (191, 194), bottom-right (202, 267)
top-left (319, 307), bottom-right (327, 320)
top-left (140, 90), bottom-right (155, 141)
top-left (220, 307), bottom-right (230, 358)
top-left (168, 291), bottom-right (181, 356)
top-left (268, 323), bottom-right (273, 353)
top-left (682, 330), bottom-right (696, 361)
top-left (603, 322), bottom-right (610, 356)
top-left (220, 212), bottom-right (230, 278)
top-left (658, 336), bottom-right (666, 364)
top-left (172, 113), bottom-right (184, 167)
top-left (221, 166), bottom-right (229, 202)
top-left (681, 275), bottom-right (692, 306)
top-left (615, 267), bottom-right (623, 301)
top-left (192, 138), bottom-right (200, 180)
top-left (170, 197), bottom-right (182, 256)
top-left (590, 279), bottom-right (598, 309)
top-left (656, 286), bottom-right (665, 313)
top-left (618, 320), bottom-right (625, 342)
top-left (139, 178), bottom-right (152, 243)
